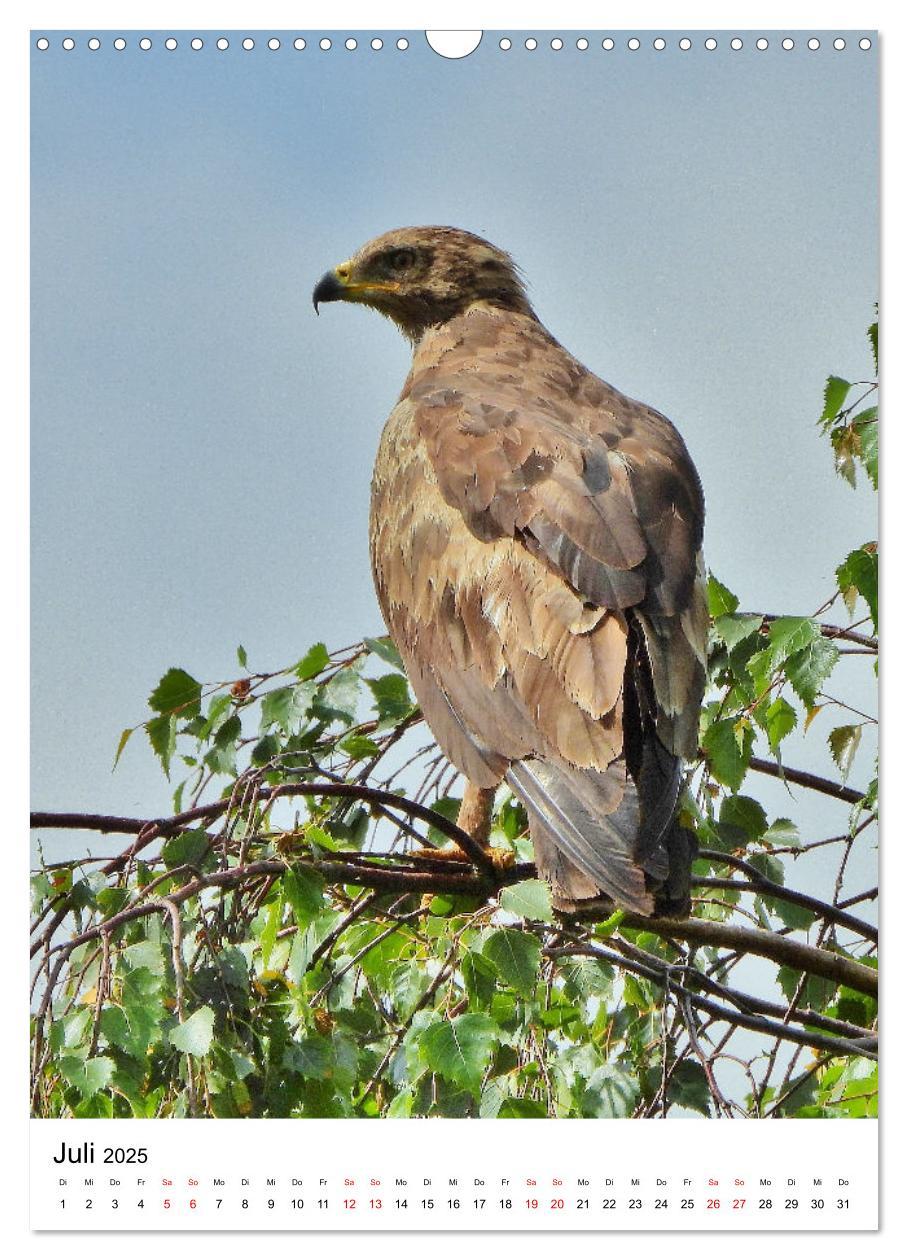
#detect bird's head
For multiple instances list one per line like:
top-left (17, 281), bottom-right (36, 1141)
top-left (312, 226), bottom-right (534, 340)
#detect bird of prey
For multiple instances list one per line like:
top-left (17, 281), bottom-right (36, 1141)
top-left (313, 227), bottom-right (706, 916)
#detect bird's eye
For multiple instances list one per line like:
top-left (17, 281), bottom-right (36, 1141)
top-left (389, 248), bottom-right (416, 272)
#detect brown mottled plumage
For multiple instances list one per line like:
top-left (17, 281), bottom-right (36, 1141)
top-left (313, 227), bottom-right (706, 915)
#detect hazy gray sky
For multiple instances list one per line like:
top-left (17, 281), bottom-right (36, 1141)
top-left (32, 31), bottom-right (877, 890)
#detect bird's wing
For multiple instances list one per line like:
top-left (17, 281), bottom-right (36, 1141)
top-left (406, 316), bottom-right (707, 762)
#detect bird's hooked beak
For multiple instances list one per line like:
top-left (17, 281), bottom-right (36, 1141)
top-left (312, 260), bottom-right (400, 314)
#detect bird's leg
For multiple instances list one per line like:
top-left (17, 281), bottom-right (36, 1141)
top-left (411, 783), bottom-right (514, 870)
top-left (455, 783), bottom-right (495, 849)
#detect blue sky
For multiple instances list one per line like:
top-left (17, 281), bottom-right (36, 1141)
top-left (31, 32), bottom-right (877, 890)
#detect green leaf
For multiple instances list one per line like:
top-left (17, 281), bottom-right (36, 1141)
top-left (702, 717), bottom-right (754, 790)
top-left (365, 673), bottom-right (414, 726)
top-left (283, 867), bottom-right (325, 931)
top-left (852, 408), bottom-right (878, 489)
top-left (461, 950), bottom-right (498, 1011)
top-left (499, 879), bottom-right (554, 924)
top-left (828, 724), bottom-right (862, 780)
top-left (707, 574), bottom-right (739, 618)
top-left (836, 546), bottom-right (878, 632)
top-left (748, 851), bottom-right (784, 884)
top-left (251, 733), bottom-right (281, 766)
top-left (820, 375), bottom-right (851, 424)
top-left (668, 1060), bottom-right (712, 1116)
top-left (258, 897), bottom-right (281, 971)
top-left (295, 642), bottom-right (330, 680)
top-left (364, 635), bottom-right (404, 671)
top-left (868, 320), bottom-right (878, 375)
top-left (719, 795), bottom-right (768, 842)
top-left (766, 616), bottom-right (819, 666)
top-left (760, 696), bottom-right (798, 753)
top-left (59, 1055), bottom-right (115, 1099)
top-left (581, 1065), bottom-right (639, 1118)
top-left (113, 727), bottom-right (134, 769)
top-left (147, 713), bottom-right (177, 779)
top-left (161, 829), bottom-right (209, 870)
top-left (283, 1035), bottom-right (333, 1080)
top-left (169, 1006), bottom-right (215, 1057)
top-left (213, 713), bottom-right (241, 748)
top-left (760, 894), bottom-right (816, 931)
top-left (316, 668), bottom-right (362, 722)
top-left (260, 683), bottom-right (314, 734)
top-left (497, 1097), bottom-right (548, 1118)
top-left (497, 795), bottom-right (528, 840)
top-left (623, 975), bottom-right (649, 1008)
top-left (482, 928), bottom-right (542, 999)
top-left (831, 426), bottom-right (859, 487)
top-left (304, 824), bottom-right (341, 852)
top-left (31, 873), bottom-right (52, 914)
top-left (764, 817), bottom-right (800, 847)
top-left (148, 668), bottom-right (202, 718)
top-left (776, 966), bottom-right (837, 1012)
top-left (236, 644), bottom-right (248, 669)
top-left (388, 960), bottom-right (429, 1020)
top-left (198, 692), bottom-right (233, 740)
top-left (744, 646), bottom-right (774, 694)
top-left (557, 956), bottom-right (614, 1000)
top-left (425, 796), bottom-right (461, 847)
top-left (784, 638), bottom-right (839, 707)
top-left (713, 614), bottom-right (763, 649)
top-left (102, 967), bottom-right (165, 1059)
top-left (338, 733), bottom-right (381, 759)
top-left (419, 1014), bottom-right (499, 1097)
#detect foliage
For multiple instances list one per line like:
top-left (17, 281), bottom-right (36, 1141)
top-left (31, 320), bottom-right (878, 1120)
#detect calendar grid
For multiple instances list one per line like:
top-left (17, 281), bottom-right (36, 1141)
top-left (31, 1118), bottom-right (878, 1231)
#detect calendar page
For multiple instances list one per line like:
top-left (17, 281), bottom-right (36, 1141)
top-left (29, 16), bottom-right (879, 1236)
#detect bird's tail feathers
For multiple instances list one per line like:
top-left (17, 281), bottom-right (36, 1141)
top-left (507, 751), bottom-right (696, 916)
top-left (507, 758), bottom-right (654, 913)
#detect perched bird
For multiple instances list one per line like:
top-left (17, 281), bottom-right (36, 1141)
top-left (313, 227), bottom-right (706, 915)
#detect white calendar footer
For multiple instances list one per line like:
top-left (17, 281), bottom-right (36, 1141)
top-left (31, 1117), bottom-right (878, 1231)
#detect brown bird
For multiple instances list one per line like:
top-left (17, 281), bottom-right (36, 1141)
top-left (313, 227), bottom-right (706, 915)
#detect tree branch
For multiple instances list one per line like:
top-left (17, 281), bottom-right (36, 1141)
top-left (32, 779), bottom-right (499, 875)
top-left (747, 756), bottom-right (867, 805)
top-left (697, 848), bottom-right (877, 942)
top-left (545, 941), bottom-right (876, 1060)
top-left (562, 903), bottom-right (877, 997)
top-left (31, 814), bottom-right (877, 1000)
top-left (742, 612), bottom-right (877, 651)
